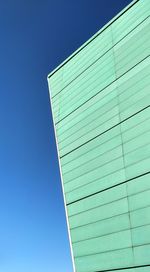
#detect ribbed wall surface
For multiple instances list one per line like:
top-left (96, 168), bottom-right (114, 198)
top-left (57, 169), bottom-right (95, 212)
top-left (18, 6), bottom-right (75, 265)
top-left (48, 0), bottom-right (150, 271)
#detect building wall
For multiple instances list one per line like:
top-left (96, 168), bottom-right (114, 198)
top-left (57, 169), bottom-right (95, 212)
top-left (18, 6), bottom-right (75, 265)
top-left (48, 0), bottom-right (150, 271)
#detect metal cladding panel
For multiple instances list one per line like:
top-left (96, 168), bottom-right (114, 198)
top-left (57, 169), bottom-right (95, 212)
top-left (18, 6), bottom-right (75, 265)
top-left (48, 0), bottom-right (150, 271)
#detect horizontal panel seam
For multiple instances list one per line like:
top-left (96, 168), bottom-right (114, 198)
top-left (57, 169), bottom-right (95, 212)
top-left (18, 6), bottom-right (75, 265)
top-left (60, 105), bottom-right (150, 158)
top-left (74, 242), bottom-right (150, 258)
top-left (61, 113), bottom-right (150, 167)
top-left (67, 172), bottom-right (150, 206)
top-left (70, 202), bottom-right (150, 230)
top-left (55, 54), bottom-right (150, 126)
top-left (64, 142), bottom-right (150, 185)
top-left (84, 264), bottom-right (150, 272)
top-left (53, 30), bottom-right (150, 110)
top-left (68, 179), bottom-right (150, 217)
top-left (58, 86), bottom-right (150, 146)
top-left (72, 222), bottom-right (150, 244)
top-left (63, 128), bottom-right (150, 176)
top-left (54, 73), bottom-right (150, 133)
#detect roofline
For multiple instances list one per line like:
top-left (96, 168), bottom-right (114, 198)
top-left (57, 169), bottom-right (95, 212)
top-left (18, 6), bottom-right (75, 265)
top-left (47, 0), bottom-right (139, 79)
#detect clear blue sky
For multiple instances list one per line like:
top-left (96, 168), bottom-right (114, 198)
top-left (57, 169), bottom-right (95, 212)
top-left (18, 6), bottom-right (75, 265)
top-left (0, 0), bottom-right (132, 271)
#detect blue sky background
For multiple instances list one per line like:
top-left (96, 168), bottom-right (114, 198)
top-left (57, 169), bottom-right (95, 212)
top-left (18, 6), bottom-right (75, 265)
top-left (0, 0), bottom-right (132, 271)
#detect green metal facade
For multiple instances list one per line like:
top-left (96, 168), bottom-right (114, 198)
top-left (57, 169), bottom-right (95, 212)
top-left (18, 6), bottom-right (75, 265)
top-left (48, 0), bottom-right (150, 271)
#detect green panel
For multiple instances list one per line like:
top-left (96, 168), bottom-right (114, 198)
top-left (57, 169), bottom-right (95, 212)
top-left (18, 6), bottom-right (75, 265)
top-left (52, 49), bottom-right (115, 108)
top-left (64, 157), bottom-right (124, 196)
top-left (71, 214), bottom-right (130, 243)
top-left (62, 29), bottom-right (113, 87)
top-left (52, 50), bottom-right (116, 120)
top-left (112, 270), bottom-right (135, 272)
top-left (73, 230), bottom-right (132, 257)
top-left (63, 107), bottom-right (150, 202)
top-left (122, 117), bottom-right (150, 147)
top-left (113, 17), bottom-right (150, 78)
top-left (69, 198), bottom-right (128, 229)
top-left (48, 0), bottom-right (150, 271)
top-left (67, 183), bottom-right (127, 216)
top-left (115, 268), bottom-right (150, 272)
top-left (117, 56), bottom-right (150, 103)
top-left (124, 143), bottom-right (150, 167)
top-left (127, 173), bottom-right (150, 196)
top-left (120, 93), bottom-right (150, 121)
top-left (134, 266), bottom-right (150, 272)
top-left (123, 130), bottom-right (150, 154)
top-left (65, 168), bottom-right (126, 204)
top-left (111, 0), bottom-right (150, 43)
top-left (128, 190), bottom-right (150, 211)
top-left (125, 157), bottom-right (150, 181)
top-left (64, 145), bottom-right (122, 183)
top-left (60, 111), bottom-right (121, 166)
top-left (132, 225), bottom-right (150, 246)
top-left (58, 105), bottom-right (120, 156)
top-left (57, 58), bottom-right (150, 139)
top-left (56, 58), bottom-right (150, 157)
top-left (134, 268), bottom-right (150, 272)
top-left (56, 84), bottom-right (118, 140)
top-left (134, 244), bottom-right (150, 266)
top-left (74, 248), bottom-right (134, 272)
top-left (121, 106), bottom-right (150, 133)
top-left (56, 57), bottom-right (150, 156)
top-left (62, 130), bottom-right (122, 175)
top-left (130, 206), bottom-right (150, 228)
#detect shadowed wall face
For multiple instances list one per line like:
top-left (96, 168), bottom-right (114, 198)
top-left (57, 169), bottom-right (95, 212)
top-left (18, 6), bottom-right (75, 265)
top-left (48, 0), bottom-right (150, 271)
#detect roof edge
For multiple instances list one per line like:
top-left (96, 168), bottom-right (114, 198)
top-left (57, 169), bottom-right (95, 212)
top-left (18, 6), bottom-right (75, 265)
top-left (47, 0), bottom-right (139, 79)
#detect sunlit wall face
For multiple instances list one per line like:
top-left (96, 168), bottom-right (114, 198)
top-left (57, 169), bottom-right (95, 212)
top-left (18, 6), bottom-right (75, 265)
top-left (48, 0), bottom-right (150, 271)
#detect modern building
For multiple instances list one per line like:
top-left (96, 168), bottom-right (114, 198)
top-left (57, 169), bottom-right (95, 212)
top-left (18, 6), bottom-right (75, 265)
top-left (47, 0), bottom-right (150, 271)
